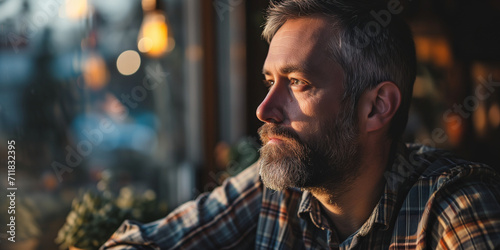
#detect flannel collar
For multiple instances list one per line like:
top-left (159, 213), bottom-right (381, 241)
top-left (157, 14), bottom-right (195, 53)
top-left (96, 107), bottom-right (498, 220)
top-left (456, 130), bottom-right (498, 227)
top-left (296, 143), bottom-right (422, 234)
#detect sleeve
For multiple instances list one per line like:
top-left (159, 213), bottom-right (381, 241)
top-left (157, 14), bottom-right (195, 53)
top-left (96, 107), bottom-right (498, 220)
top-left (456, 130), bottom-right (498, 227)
top-left (427, 177), bottom-right (500, 249)
top-left (100, 163), bottom-right (263, 250)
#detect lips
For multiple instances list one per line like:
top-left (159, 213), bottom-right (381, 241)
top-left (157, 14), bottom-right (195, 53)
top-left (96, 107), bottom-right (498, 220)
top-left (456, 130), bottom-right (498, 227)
top-left (258, 123), bottom-right (302, 146)
top-left (267, 137), bottom-right (283, 144)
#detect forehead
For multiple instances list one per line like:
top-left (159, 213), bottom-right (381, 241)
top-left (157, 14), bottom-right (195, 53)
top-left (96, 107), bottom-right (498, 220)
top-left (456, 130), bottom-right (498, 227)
top-left (264, 16), bottom-right (335, 73)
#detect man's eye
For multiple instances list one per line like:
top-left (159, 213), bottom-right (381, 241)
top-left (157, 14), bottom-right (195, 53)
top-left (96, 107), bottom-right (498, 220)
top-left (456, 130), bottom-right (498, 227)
top-left (291, 79), bottom-right (306, 86)
top-left (263, 80), bottom-right (275, 88)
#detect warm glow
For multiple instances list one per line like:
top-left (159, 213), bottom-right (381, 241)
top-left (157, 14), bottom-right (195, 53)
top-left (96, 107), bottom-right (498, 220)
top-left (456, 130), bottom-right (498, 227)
top-left (444, 113), bottom-right (463, 146)
top-left (65, 0), bottom-right (89, 20)
top-left (432, 38), bottom-right (452, 67)
top-left (138, 37), bottom-right (153, 53)
top-left (490, 103), bottom-right (500, 128)
top-left (142, 0), bottom-right (156, 12)
top-left (137, 11), bottom-right (169, 58)
top-left (473, 103), bottom-right (488, 138)
top-left (83, 53), bottom-right (109, 90)
top-left (414, 36), bottom-right (452, 67)
top-left (414, 36), bottom-right (432, 62)
top-left (117, 50), bottom-right (141, 76)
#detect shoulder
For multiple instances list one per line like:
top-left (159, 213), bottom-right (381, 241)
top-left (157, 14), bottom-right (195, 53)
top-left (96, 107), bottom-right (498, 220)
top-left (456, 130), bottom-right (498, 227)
top-left (405, 143), bottom-right (500, 215)
top-left (424, 177), bottom-right (500, 249)
top-left (406, 143), bottom-right (499, 190)
top-left (404, 144), bottom-right (500, 248)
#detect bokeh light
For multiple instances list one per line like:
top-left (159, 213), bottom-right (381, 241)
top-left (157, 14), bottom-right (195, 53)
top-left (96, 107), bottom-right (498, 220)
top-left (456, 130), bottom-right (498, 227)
top-left (116, 50), bottom-right (141, 76)
top-left (83, 53), bottom-right (109, 90)
top-left (137, 11), bottom-right (169, 58)
top-left (64, 0), bottom-right (89, 20)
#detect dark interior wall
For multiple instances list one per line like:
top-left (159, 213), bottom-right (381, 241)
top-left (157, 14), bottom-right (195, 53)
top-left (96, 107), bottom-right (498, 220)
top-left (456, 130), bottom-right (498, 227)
top-left (245, 0), bottom-right (270, 141)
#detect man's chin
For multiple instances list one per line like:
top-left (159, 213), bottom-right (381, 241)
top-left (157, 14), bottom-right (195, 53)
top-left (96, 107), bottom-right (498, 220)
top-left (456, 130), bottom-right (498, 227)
top-left (258, 158), bottom-right (310, 191)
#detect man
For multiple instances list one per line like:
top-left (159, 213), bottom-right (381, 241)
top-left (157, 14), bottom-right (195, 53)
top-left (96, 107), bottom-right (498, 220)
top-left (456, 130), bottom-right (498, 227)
top-left (102, 0), bottom-right (500, 249)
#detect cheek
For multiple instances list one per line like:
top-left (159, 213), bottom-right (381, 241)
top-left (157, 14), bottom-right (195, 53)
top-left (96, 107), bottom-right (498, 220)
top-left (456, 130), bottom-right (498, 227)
top-left (288, 96), bottom-right (324, 134)
top-left (302, 90), bottom-right (339, 118)
top-left (291, 92), bottom-right (340, 134)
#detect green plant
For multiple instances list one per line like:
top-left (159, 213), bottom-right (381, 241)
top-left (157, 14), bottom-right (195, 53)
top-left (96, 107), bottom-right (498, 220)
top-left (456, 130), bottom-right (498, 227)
top-left (56, 188), bottom-right (167, 249)
top-left (55, 191), bottom-right (124, 249)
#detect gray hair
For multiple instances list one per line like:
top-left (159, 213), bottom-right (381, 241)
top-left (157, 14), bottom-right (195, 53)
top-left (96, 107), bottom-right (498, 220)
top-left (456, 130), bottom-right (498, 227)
top-left (262, 0), bottom-right (416, 139)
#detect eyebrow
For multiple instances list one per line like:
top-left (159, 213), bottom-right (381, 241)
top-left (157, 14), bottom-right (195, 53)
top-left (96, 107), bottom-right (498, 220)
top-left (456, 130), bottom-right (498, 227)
top-left (262, 63), bottom-right (312, 76)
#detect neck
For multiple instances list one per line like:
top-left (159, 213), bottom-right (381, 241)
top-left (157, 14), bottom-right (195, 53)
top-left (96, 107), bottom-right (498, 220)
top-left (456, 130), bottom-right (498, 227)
top-left (309, 140), bottom-right (392, 242)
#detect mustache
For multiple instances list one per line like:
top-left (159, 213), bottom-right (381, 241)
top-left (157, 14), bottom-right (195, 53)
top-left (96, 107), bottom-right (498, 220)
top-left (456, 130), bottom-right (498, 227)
top-left (258, 123), bottom-right (303, 144)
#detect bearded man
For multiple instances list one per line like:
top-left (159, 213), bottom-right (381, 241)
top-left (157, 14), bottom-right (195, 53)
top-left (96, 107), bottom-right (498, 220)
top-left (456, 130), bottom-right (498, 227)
top-left (102, 0), bottom-right (500, 249)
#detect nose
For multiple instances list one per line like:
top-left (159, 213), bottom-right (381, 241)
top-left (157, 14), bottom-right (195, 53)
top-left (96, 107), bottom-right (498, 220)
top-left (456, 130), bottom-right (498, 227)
top-left (256, 84), bottom-right (285, 124)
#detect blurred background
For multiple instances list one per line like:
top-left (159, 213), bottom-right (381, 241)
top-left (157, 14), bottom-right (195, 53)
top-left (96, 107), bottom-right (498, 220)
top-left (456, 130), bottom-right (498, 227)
top-left (0, 0), bottom-right (499, 249)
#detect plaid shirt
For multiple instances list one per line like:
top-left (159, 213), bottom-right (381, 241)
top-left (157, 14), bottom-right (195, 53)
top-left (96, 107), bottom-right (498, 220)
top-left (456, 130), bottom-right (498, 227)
top-left (101, 144), bottom-right (500, 249)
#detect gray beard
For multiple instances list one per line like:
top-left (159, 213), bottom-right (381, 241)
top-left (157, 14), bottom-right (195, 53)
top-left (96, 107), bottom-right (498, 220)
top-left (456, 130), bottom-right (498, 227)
top-left (257, 115), bottom-right (361, 193)
top-left (258, 136), bottom-right (312, 190)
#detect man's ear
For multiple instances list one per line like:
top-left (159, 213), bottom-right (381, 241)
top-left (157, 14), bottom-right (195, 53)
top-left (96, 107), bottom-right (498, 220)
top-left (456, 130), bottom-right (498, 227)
top-left (358, 81), bottom-right (401, 133)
